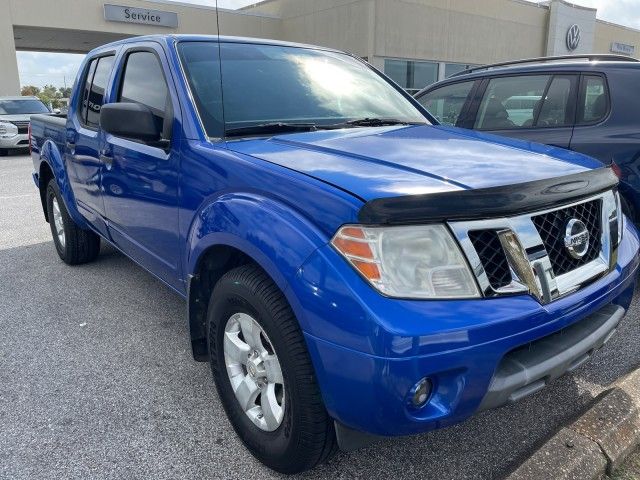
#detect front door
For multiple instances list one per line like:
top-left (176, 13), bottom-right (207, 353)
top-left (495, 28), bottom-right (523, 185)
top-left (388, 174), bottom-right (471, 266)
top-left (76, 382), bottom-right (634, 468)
top-left (100, 45), bottom-right (182, 290)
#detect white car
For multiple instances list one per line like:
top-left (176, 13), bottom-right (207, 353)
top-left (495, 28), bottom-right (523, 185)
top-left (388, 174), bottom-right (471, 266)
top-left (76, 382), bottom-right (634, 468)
top-left (0, 96), bottom-right (50, 156)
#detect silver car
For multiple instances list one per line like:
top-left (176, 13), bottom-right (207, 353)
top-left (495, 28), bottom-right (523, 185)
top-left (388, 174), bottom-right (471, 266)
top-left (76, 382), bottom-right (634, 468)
top-left (0, 96), bottom-right (50, 156)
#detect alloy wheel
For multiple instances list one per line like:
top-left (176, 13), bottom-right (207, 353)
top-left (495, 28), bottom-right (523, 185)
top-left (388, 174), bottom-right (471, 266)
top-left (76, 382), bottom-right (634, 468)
top-left (223, 312), bottom-right (285, 432)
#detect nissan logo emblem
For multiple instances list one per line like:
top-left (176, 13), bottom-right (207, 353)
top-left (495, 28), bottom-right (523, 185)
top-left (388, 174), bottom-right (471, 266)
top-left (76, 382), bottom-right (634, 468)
top-left (564, 218), bottom-right (590, 259)
top-left (566, 24), bottom-right (581, 51)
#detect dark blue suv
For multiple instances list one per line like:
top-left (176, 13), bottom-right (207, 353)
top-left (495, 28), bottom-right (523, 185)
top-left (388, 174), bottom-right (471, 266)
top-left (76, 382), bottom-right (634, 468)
top-left (415, 55), bottom-right (640, 222)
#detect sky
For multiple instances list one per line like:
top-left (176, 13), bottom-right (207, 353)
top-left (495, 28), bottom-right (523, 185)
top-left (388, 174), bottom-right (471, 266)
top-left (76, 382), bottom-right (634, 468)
top-left (16, 0), bottom-right (640, 90)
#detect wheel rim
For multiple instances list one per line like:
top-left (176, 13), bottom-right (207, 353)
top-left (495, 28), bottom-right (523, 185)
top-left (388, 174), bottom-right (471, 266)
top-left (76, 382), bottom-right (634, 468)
top-left (52, 198), bottom-right (65, 248)
top-left (223, 313), bottom-right (285, 432)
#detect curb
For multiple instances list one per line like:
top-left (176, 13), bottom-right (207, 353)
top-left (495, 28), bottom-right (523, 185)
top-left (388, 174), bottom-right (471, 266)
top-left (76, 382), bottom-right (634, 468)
top-left (507, 368), bottom-right (640, 479)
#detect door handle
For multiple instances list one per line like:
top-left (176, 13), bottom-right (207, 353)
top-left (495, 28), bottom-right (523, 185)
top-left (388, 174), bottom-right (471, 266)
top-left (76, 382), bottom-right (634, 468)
top-left (66, 141), bottom-right (76, 150)
top-left (100, 153), bottom-right (113, 168)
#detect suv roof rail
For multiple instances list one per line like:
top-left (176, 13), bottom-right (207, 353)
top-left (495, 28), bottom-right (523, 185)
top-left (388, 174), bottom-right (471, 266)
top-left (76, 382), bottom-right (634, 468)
top-left (451, 54), bottom-right (640, 77)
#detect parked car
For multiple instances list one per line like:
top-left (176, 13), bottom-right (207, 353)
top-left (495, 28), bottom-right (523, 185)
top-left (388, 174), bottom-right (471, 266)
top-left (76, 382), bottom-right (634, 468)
top-left (414, 54), bottom-right (640, 222)
top-left (29, 36), bottom-right (638, 474)
top-left (0, 96), bottom-right (49, 156)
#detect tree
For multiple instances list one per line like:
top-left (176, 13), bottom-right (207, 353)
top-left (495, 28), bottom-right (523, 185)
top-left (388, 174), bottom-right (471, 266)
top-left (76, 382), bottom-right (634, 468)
top-left (33, 84), bottom-right (65, 109)
top-left (21, 85), bottom-right (69, 109)
top-left (21, 85), bottom-right (40, 96)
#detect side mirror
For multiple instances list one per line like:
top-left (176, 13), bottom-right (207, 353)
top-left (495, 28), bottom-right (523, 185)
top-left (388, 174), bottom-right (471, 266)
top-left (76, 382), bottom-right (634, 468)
top-left (100, 103), bottom-right (161, 143)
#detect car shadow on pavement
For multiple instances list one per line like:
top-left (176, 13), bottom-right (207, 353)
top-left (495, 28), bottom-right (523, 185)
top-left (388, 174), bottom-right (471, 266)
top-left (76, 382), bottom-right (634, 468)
top-left (1, 241), bottom-right (638, 480)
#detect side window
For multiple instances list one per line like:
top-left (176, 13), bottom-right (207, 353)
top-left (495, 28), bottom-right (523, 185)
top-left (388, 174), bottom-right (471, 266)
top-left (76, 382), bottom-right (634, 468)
top-left (475, 75), bottom-right (550, 130)
top-left (118, 51), bottom-right (170, 137)
top-left (417, 81), bottom-right (475, 126)
top-left (579, 76), bottom-right (608, 124)
top-left (80, 59), bottom-right (98, 125)
top-left (536, 76), bottom-right (573, 127)
top-left (86, 56), bottom-right (115, 128)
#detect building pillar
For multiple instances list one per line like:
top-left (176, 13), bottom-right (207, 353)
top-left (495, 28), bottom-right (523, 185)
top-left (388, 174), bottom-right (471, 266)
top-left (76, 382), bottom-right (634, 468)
top-left (0, 13), bottom-right (20, 96)
top-left (546, 0), bottom-right (596, 56)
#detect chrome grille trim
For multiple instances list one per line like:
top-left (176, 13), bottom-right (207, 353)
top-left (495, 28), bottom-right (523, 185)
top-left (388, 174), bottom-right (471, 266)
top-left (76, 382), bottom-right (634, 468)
top-left (10, 121), bottom-right (29, 134)
top-left (449, 190), bottom-right (617, 304)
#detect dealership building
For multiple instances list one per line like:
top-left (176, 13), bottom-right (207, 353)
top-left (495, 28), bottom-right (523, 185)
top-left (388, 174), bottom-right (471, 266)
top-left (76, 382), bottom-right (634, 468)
top-left (1, 0), bottom-right (640, 95)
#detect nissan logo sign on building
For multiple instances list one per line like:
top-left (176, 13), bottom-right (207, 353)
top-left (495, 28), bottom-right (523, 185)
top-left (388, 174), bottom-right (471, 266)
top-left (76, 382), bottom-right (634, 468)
top-left (566, 24), bottom-right (581, 51)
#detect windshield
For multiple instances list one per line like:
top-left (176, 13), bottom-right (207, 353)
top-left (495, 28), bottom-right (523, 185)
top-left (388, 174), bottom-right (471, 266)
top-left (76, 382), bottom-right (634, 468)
top-left (178, 41), bottom-right (429, 138)
top-left (0, 99), bottom-right (50, 115)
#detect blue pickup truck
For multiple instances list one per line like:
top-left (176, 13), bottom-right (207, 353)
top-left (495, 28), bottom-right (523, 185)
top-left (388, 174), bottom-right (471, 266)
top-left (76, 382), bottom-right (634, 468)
top-left (30, 35), bottom-right (639, 474)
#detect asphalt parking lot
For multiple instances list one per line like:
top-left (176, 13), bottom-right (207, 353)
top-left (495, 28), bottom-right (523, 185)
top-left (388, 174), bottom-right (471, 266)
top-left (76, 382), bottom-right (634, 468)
top-left (1, 152), bottom-right (639, 480)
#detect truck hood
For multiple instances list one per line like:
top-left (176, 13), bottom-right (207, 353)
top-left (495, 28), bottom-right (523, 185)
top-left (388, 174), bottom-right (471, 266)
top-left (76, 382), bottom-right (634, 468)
top-left (227, 125), bottom-right (603, 202)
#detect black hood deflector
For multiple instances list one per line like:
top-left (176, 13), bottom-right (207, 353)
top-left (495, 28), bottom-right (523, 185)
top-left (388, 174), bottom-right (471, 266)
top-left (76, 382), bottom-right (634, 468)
top-left (358, 167), bottom-right (618, 225)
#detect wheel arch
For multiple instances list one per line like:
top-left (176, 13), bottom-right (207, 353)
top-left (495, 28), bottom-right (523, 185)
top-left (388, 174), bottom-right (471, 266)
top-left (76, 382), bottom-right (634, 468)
top-left (38, 161), bottom-right (55, 222)
top-left (37, 140), bottom-right (87, 228)
top-left (185, 193), bottom-right (329, 361)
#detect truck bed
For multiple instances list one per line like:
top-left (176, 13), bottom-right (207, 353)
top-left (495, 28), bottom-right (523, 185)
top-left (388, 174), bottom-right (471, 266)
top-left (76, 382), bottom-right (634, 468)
top-left (30, 113), bottom-right (68, 160)
top-left (31, 113), bottom-right (66, 128)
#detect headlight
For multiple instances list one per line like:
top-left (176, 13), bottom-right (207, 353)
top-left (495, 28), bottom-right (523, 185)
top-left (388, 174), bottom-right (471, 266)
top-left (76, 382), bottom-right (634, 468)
top-left (331, 224), bottom-right (480, 299)
top-left (0, 121), bottom-right (18, 139)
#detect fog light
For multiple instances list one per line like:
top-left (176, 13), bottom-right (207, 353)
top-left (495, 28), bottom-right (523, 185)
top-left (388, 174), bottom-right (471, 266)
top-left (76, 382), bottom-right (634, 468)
top-left (410, 378), bottom-right (432, 407)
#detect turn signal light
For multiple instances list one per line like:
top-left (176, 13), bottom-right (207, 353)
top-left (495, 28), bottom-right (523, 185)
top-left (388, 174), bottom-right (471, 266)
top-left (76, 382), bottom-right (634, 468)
top-left (331, 226), bottom-right (381, 281)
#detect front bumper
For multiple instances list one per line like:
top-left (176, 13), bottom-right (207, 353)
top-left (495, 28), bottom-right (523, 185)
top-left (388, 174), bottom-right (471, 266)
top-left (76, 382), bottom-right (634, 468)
top-left (292, 221), bottom-right (639, 437)
top-left (0, 133), bottom-right (29, 150)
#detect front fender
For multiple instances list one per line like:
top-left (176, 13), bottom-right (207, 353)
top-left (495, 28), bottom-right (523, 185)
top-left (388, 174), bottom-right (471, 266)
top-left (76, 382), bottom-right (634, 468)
top-left (39, 138), bottom-right (88, 229)
top-left (187, 192), bottom-right (330, 330)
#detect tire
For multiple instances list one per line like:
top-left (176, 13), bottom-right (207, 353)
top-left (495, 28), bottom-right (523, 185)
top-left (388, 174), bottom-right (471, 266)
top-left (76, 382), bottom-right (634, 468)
top-left (207, 264), bottom-right (336, 474)
top-left (46, 179), bottom-right (101, 265)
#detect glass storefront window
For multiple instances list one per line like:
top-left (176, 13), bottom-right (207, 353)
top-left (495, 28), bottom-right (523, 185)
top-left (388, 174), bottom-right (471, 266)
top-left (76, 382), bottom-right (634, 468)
top-left (384, 59), bottom-right (409, 89)
top-left (384, 58), bottom-right (439, 93)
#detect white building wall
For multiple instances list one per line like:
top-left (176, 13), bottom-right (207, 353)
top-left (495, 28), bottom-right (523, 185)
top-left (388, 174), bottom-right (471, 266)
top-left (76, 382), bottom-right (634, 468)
top-left (374, 0), bottom-right (549, 64)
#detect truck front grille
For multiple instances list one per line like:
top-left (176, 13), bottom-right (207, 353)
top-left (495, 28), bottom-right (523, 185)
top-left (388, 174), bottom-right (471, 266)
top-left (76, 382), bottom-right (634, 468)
top-left (532, 199), bottom-right (602, 276)
top-left (468, 230), bottom-right (511, 289)
top-left (10, 121), bottom-right (29, 134)
top-left (449, 190), bottom-right (619, 304)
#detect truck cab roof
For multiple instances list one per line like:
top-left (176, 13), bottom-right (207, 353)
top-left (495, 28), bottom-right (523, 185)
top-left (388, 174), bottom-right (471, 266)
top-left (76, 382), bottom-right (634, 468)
top-left (92, 34), bottom-right (342, 55)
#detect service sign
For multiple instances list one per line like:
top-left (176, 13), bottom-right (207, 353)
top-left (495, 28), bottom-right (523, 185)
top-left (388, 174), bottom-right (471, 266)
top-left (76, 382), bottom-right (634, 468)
top-left (104, 4), bottom-right (178, 28)
top-left (611, 42), bottom-right (635, 56)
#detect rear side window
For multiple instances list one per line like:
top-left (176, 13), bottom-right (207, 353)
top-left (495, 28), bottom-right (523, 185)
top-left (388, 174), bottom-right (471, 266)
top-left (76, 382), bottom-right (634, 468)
top-left (579, 75), bottom-right (608, 124)
top-left (86, 56), bottom-right (114, 128)
top-left (118, 51), bottom-right (169, 136)
top-left (79, 59), bottom-right (97, 125)
top-left (475, 75), bottom-right (549, 129)
top-left (417, 81), bottom-right (475, 126)
top-left (79, 55), bottom-right (114, 128)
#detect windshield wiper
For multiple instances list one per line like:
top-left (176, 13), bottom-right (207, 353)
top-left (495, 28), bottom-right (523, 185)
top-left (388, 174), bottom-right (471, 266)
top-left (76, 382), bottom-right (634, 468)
top-left (320, 118), bottom-right (426, 129)
top-left (224, 119), bottom-right (425, 137)
top-left (224, 122), bottom-right (318, 138)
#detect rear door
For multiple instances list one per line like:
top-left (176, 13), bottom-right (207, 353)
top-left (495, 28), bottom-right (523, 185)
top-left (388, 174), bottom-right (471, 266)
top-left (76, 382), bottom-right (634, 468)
top-left (468, 73), bottom-right (578, 148)
top-left (568, 74), bottom-right (611, 162)
top-left (100, 43), bottom-right (182, 289)
top-left (66, 53), bottom-right (115, 233)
